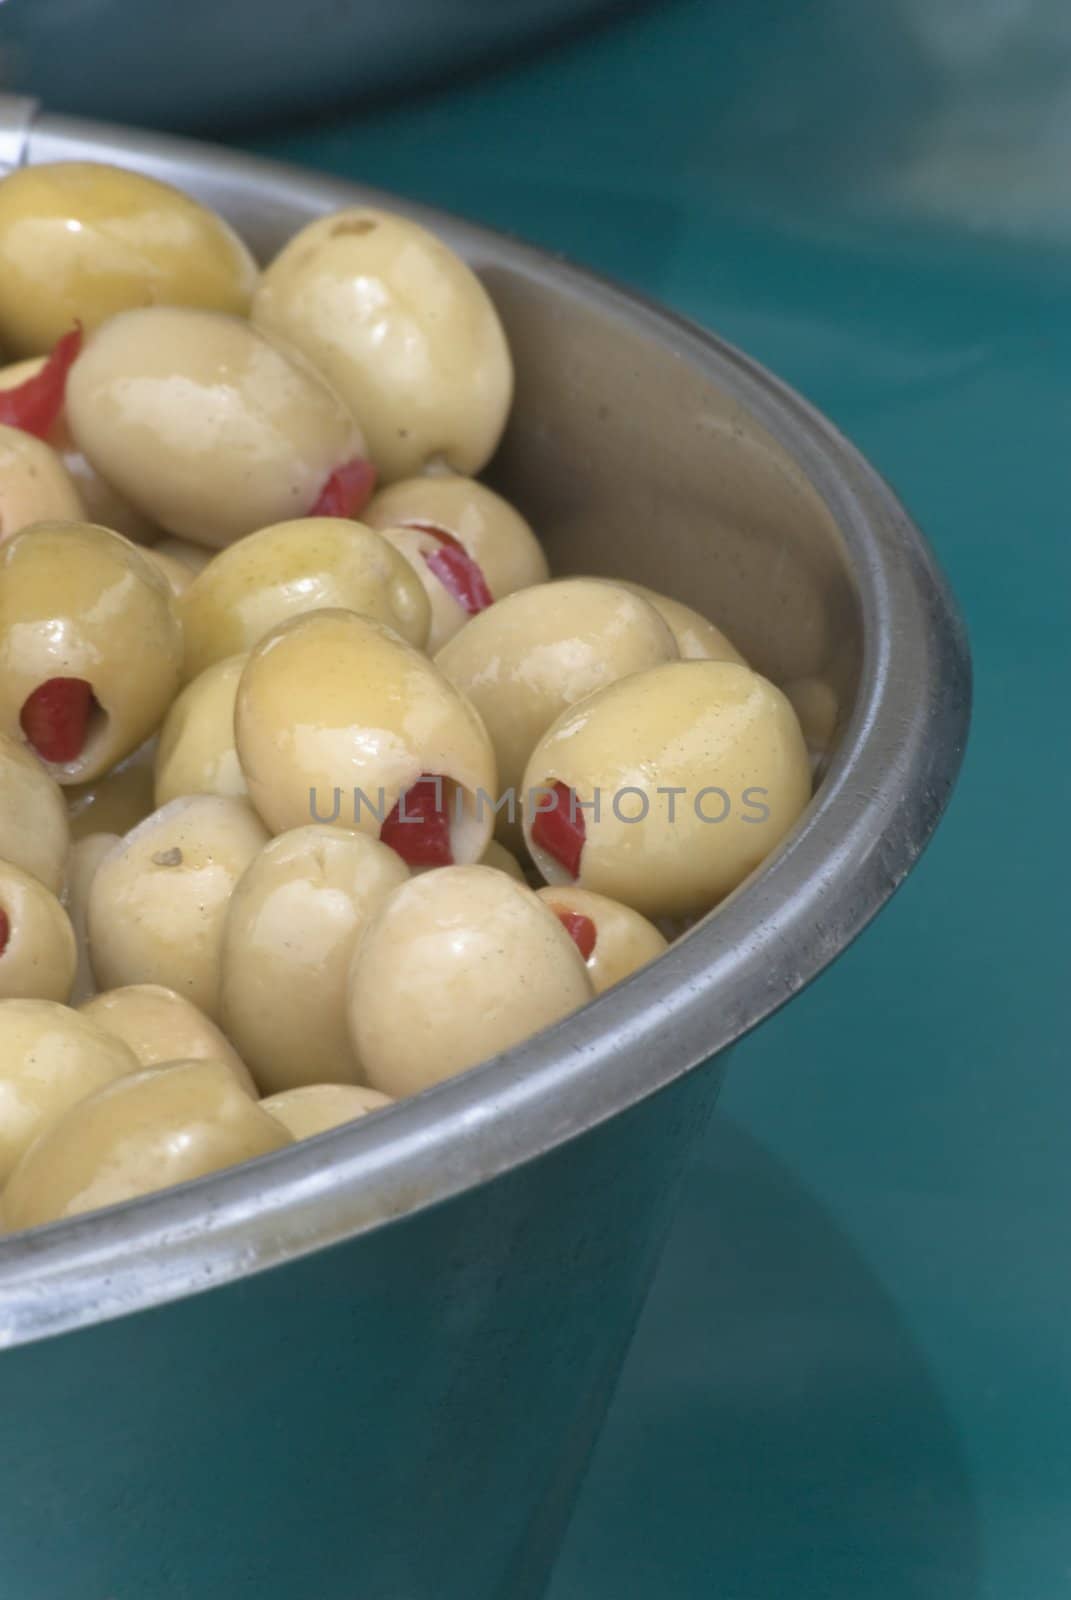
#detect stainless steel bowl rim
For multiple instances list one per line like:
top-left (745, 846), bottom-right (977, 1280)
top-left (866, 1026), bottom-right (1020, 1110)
top-left (0, 103), bottom-right (971, 1348)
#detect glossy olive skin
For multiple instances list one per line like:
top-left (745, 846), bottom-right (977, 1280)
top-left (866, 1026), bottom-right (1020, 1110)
top-left (784, 675), bottom-right (840, 771)
top-left (372, 526), bottom-right (468, 654)
top-left (0, 358), bottom-right (159, 544)
top-left (65, 832), bottom-right (119, 1006)
top-left (0, 425), bottom-right (85, 543)
top-left (66, 308), bottom-right (366, 549)
top-left (154, 657), bottom-right (248, 808)
top-left (234, 609), bottom-right (497, 857)
top-left (436, 580), bottom-right (678, 846)
top-left (253, 208), bottom-right (512, 483)
top-left (180, 518), bottom-right (430, 679)
top-left (348, 865), bottom-right (593, 1098)
top-left (262, 1083), bottom-right (393, 1140)
top-left (0, 731), bottom-right (69, 893)
top-left (523, 660), bottom-right (812, 919)
top-left (366, 476), bottom-right (549, 652)
top-left (614, 580), bottom-right (746, 664)
top-left (220, 825), bottom-right (409, 1095)
top-left (154, 536), bottom-right (212, 575)
top-left (79, 984), bottom-right (254, 1090)
top-left (0, 522), bottom-right (183, 783)
top-left (481, 840), bottom-right (527, 884)
top-left (66, 739), bottom-right (157, 841)
top-left (87, 796), bottom-right (269, 1019)
top-left (146, 548), bottom-right (195, 596)
top-left (0, 161), bottom-right (258, 357)
top-left (0, 860), bottom-right (77, 1003)
top-left (3, 1058), bottom-right (293, 1232)
top-left (0, 998), bottom-right (138, 1183)
top-left (535, 886), bottom-right (667, 995)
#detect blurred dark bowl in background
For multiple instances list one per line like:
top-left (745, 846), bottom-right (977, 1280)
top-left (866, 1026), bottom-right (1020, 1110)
top-left (0, 0), bottom-right (637, 133)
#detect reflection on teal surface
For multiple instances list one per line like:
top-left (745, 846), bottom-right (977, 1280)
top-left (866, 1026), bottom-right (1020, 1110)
top-left (248, 2), bottom-right (1069, 1594)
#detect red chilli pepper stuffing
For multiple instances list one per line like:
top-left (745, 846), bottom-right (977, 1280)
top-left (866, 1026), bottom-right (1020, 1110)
top-left (0, 326), bottom-right (83, 440)
top-left (554, 908), bottom-right (597, 961)
top-left (19, 678), bottom-right (95, 764)
top-left (310, 457), bottom-right (377, 519)
top-left (0, 908), bottom-right (9, 960)
top-left (380, 775), bottom-right (453, 867)
top-left (409, 522), bottom-right (493, 616)
top-left (531, 781), bottom-right (585, 879)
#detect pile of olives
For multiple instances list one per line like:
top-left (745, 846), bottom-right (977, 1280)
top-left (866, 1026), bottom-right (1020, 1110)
top-left (0, 161), bottom-right (819, 1233)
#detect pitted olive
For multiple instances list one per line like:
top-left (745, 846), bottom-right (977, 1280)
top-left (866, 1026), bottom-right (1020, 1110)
top-left (67, 308), bottom-right (368, 548)
top-left (523, 661), bottom-right (811, 919)
top-left (234, 609), bottom-right (496, 866)
top-left (253, 209), bottom-right (512, 482)
top-left (4, 1058), bottom-right (292, 1230)
top-left (0, 522), bottom-right (182, 783)
top-left (0, 161), bottom-right (258, 356)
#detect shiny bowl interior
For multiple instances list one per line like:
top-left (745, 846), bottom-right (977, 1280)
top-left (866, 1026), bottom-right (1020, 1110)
top-left (0, 106), bottom-right (970, 1347)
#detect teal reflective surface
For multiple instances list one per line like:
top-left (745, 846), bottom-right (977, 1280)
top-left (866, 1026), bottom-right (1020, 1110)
top-left (246, 3), bottom-right (1068, 1593)
top-left (0, 0), bottom-right (633, 131)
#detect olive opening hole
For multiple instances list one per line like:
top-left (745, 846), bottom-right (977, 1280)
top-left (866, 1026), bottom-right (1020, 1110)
top-left (550, 906), bottom-right (598, 961)
top-left (19, 678), bottom-right (108, 772)
top-left (527, 779), bottom-right (585, 882)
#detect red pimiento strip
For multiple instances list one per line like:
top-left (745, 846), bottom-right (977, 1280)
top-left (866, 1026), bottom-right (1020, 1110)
top-left (554, 908), bottom-right (597, 961)
top-left (0, 326), bottom-right (83, 439)
top-left (410, 523), bottom-right (493, 616)
top-left (531, 781), bottom-right (585, 879)
top-left (380, 775), bottom-right (453, 867)
top-left (19, 678), bottom-right (94, 764)
top-left (311, 457), bottom-right (377, 519)
top-left (0, 908), bottom-right (9, 959)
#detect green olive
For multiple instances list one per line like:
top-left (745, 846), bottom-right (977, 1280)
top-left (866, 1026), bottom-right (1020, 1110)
top-left (220, 826), bottom-right (408, 1095)
top-left (0, 358), bottom-right (159, 544)
top-left (0, 731), bottom-right (69, 892)
top-left (153, 536), bottom-right (212, 575)
top-left (262, 1083), bottom-right (392, 1140)
top-left (348, 865), bottom-right (593, 1097)
top-left (480, 840), bottom-right (527, 883)
top-left (535, 886), bottom-right (667, 995)
top-left (179, 518), bottom-right (430, 679)
top-left (365, 475), bottom-right (548, 652)
top-left (0, 424), bottom-right (86, 545)
top-left (66, 308), bottom-right (366, 548)
top-left (3, 1059), bottom-right (292, 1230)
top-left (65, 832), bottom-right (119, 1006)
top-left (0, 161), bottom-right (258, 356)
top-left (0, 522), bottom-right (183, 784)
top-left (154, 657), bottom-right (248, 808)
top-left (87, 796), bottom-right (269, 1019)
top-left (253, 208), bottom-right (512, 482)
top-left (783, 675), bottom-right (840, 770)
top-left (145, 548), bottom-right (195, 596)
top-left (522, 661), bottom-right (812, 919)
top-left (0, 860), bottom-right (77, 1002)
top-left (0, 997), bottom-right (138, 1183)
top-left (234, 609), bottom-right (496, 855)
top-left (613, 581), bottom-right (746, 664)
top-left (436, 580), bottom-right (677, 850)
top-left (79, 984), bottom-right (254, 1091)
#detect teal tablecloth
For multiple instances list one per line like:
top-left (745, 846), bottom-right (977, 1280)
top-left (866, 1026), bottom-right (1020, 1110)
top-left (246, 3), bottom-right (1069, 1593)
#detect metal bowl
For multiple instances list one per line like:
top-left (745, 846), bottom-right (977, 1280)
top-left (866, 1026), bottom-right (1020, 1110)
top-left (0, 100), bottom-right (970, 1600)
